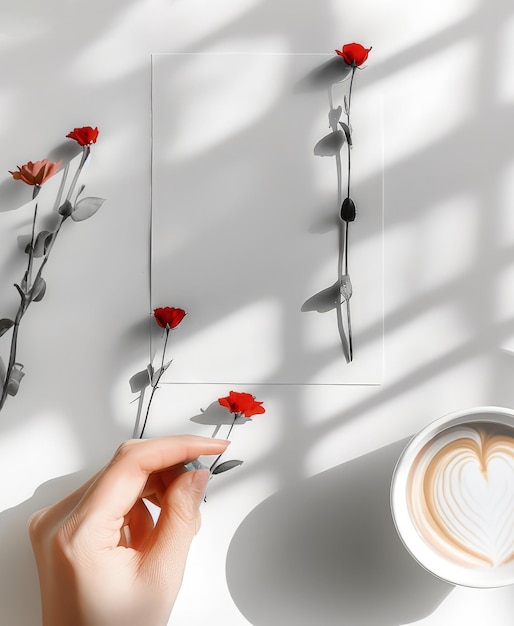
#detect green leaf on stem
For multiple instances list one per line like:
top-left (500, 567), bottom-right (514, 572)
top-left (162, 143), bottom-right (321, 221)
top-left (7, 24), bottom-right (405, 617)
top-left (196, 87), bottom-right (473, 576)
top-left (43, 232), bottom-right (54, 254)
top-left (340, 197), bottom-right (356, 222)
top-left (29, 231), bottom-right (53, 258)
top-left (151, 360), bottom-right (173, 385)
top-left (340, 274), bottom-right (353, 303)
top-left (212, 459), bottom-right (244, 475)
top-left (20, 274), bottom-right (28, 294)
top-left (339, 122), bottom-right (352, 146)
top-left (31, 277), bottom-right (46, 302)
top-left (0, 319), bottom-right (14, 337)
top-left (0, 356), bottom-right (5, 394)
top-left (71, 196), bottom-right (105, 222)
top-left (58, 200), bottom-right (73, 218)
top-left (7, 364), bottom-right (24, 397)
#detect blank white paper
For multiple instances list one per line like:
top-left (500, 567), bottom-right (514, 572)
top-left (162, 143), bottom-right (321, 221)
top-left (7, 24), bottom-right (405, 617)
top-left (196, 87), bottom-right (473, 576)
top-left (151, 53), bottom-right (383, 384)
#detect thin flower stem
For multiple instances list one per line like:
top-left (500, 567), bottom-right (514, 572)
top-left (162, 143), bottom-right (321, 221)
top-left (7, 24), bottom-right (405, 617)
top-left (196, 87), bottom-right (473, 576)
top-left (138, 327), bottom-right (170, 439)
top-left (225, 417), bottom-right (237, 441)
top-left (345, 67), bottom-right (356, 222)
top-left (347, 301), bottom-right (353, 361)
top-left (31, 148), bottom-right (86, 288)
top-left (2, 212), bottom-right (68, 406)
top-left (0, 292), bottom-right (25, 411)
top-left (343, 219), bottom-right (352, 362)
top-left (328, 67), bottom-right (355, 363)
top-left (65, 146), bottom-right (90, 202)
top-left (31, 216), bottom-right (65, 290)
top-left (0, 153), bottom-right (90, 413)
top-left (209, 414), bottom-right (238, 472)
top-left (342, 66), bottom-right (356, 362)
top-left (343, 221), bottom-right (349, 275)
top-left (25, 200), bottom-right (39, 296)
top-left (335, 148), bottom-right (348, 356)
top-left (52, 163), bottom-right (69, 213)
top-left (346, 67), bottom-right (356, 127)
top-left (0, 187), bottom-right (40, 409)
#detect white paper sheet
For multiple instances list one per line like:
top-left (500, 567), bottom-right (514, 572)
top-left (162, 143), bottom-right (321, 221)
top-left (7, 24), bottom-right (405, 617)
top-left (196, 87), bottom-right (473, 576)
top-left (151, 53), bottom-right (383, 384)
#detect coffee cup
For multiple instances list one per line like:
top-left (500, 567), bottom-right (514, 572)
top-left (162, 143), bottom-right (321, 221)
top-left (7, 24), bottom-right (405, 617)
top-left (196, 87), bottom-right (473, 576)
top-left (391, 406), bottom-right (514, 587)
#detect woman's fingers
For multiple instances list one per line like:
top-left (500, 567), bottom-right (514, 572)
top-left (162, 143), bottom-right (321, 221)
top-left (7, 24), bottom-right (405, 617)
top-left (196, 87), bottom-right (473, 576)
top-left (123, 499), bottom-right (155, 550)
top-left (142, 469), bottom-right (211, 587)
top-left (74, 436), bottom-right (228, 539)
top-left (140, 464), bottom-right (190, 508)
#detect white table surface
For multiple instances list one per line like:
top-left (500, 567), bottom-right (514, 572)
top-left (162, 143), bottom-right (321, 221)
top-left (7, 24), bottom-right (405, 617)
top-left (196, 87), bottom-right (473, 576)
top-left (1, 1), bottom-right (514, 625)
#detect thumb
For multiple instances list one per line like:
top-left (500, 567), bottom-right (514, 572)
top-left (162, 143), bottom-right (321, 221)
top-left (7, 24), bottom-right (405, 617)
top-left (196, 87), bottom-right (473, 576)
top-left (144, 469), bottom-right (210, 585)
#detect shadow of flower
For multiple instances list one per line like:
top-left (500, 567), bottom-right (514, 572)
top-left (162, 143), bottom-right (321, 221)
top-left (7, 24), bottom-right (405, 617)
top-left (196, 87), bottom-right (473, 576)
top-left (314, 130), bottom-right (345, 156)
top-left (294, 56), bottom-right (352, 92)
top-left (190, 401), bottom-right (247, 427)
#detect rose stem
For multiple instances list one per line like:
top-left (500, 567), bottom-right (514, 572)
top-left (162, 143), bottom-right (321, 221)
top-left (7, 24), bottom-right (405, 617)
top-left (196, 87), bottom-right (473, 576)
top-left (343, 66), bottom-right (356, 361)
top-left (209, 413), bottom-right (238, 472)
top-left (0, 185), bottom-right (40, 410)
top-left (1, 154), bottom-right (90, 411)
top-left (65, 145), bottom-right (90, 202)
top-left (139, 326), bottom-right (170, 438)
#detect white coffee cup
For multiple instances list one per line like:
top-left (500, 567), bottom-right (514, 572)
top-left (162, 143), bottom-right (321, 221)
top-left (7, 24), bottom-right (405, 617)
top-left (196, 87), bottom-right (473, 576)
top-left (391, 406), bottom-right (514, 587)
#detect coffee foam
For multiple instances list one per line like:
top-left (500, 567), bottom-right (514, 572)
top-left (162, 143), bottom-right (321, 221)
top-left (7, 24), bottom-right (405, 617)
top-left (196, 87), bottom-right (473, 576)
top-left (407, 423), bottom-right (514, 570)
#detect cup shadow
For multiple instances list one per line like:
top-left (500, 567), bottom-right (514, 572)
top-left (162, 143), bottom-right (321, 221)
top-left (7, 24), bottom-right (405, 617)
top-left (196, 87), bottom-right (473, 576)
top-left (226, 439), bottom-right (453, 626)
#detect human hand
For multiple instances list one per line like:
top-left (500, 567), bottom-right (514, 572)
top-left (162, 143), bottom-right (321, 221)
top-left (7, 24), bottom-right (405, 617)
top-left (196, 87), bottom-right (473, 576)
top-left (28, 435), bottom-right (229, 626)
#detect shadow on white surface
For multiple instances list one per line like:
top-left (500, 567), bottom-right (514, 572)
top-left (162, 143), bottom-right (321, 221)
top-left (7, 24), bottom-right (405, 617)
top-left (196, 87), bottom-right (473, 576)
top-left (1, 0), bottom-right (514, 624)
top-left (0, 470), bottom-right (90, 626)
top-left (226, 439), bottom-right (452, 625)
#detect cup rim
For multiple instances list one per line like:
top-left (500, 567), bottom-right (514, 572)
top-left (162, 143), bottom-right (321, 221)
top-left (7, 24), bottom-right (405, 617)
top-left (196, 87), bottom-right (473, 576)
top-left (390, 405), bottom-right (514, 588)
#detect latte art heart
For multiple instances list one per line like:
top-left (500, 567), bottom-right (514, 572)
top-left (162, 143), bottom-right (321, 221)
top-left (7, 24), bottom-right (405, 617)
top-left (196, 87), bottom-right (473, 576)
top-left (407, 423), bottom-right (514, 569)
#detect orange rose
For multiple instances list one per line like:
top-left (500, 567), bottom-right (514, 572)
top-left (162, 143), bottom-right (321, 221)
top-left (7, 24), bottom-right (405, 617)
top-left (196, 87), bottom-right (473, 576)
top-left (9, 159), bottom-right (61, 186)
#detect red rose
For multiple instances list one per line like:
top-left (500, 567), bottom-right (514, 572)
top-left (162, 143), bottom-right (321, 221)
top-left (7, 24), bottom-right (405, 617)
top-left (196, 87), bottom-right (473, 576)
top-left (335, 43), bottom-right (372, 67)
top-left (9, 159), bottom-right (62, 186)
top-left (66, 126), bottom-right (99, 146)
top-left (218, 391), bottom-right (265, 418)
top-left (153, 307), bottom-right (186, 329)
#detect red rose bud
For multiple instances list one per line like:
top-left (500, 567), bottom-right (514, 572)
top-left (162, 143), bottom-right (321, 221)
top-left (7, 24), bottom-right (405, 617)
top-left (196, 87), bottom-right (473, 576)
top-left (153, 306), bottom-right (187, 329)
top-left (340, 197), bottom-right (356, 222)
top-left (58, 200), bottom-right (73, 217)
top-left (335, 43), bottom-right (372, 67)
top-left (66, 126), bottom-right (99, 146)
